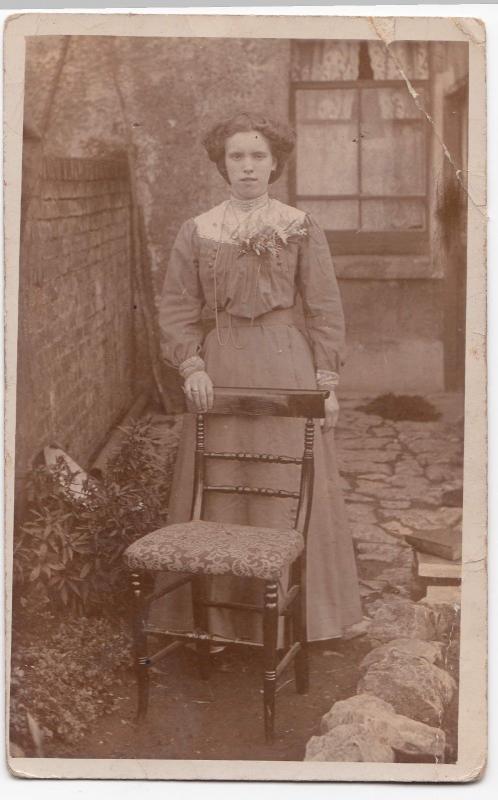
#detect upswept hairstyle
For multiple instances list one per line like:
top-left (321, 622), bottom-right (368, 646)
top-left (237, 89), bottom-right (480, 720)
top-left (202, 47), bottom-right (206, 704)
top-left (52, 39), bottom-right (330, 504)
top-left (202, 112), bottom-right (296, 184)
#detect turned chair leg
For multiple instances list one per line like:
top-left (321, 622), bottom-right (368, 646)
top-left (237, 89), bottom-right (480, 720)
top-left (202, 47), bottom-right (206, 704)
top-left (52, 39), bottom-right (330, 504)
top-left (191, 575), bottom-right (211, 680)
top-left (130, 571), bottom-right (150, 720)
top-left (293, 558), bottom-right (309, 695)
top-left (263, 581), bottom-right (279, 742)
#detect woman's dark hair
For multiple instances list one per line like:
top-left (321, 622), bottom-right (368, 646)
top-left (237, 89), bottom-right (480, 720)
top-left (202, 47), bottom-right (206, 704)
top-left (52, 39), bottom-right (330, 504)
top-left (202, 112), bottom-right (296, 184)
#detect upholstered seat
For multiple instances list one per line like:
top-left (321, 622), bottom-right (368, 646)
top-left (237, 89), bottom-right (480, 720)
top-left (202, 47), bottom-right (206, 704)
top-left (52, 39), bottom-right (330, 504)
top-left (124, 519), bottom-right (304, 580)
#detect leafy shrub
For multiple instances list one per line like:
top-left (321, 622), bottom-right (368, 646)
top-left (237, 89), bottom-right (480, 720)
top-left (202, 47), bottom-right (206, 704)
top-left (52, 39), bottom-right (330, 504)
top-left (10, 613), bottom-right (133, 753)
top-left (356, 393), bottom-right (441, 422)
top-left (14, 416), bottom-right (180, 615)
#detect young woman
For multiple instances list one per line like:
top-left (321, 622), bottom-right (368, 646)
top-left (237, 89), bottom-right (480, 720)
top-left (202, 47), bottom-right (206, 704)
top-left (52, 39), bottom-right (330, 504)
top-left (153, 111), bottom-right (362, 644)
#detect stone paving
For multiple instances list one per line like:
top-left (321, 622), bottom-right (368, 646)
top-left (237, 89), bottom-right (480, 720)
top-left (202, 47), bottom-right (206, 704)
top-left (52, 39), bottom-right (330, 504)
top-left (335, 393), bottom-right (464, 602)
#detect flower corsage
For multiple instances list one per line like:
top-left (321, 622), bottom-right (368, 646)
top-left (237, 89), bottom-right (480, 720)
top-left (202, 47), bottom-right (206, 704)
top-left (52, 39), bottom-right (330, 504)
top-left (232, 215), bottom-right (307, 257)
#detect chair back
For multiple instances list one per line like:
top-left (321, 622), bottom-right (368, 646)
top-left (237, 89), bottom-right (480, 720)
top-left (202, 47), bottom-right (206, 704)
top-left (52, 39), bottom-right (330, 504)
top-left (188, 387), bottom-right (328, 540)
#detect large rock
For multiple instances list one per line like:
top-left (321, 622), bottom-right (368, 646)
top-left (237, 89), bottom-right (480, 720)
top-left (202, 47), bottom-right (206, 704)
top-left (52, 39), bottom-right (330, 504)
top-left (305, 723), bottom-right (394, 762)
top-left (320, 694), bottom-right (446, 761)
top-left (359, 639), bottom-right (445, 673)
top-left (368, 597), bottom-right (438, 644)
top-left (358, 651), bottom-right (456, 727)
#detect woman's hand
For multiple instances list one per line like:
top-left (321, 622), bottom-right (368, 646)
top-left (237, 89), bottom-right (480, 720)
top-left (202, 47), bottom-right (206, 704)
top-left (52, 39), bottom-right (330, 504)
top-left (184, 370), bottom-right (214, 413)
top-left (321, 391), bottom-right (340, 432)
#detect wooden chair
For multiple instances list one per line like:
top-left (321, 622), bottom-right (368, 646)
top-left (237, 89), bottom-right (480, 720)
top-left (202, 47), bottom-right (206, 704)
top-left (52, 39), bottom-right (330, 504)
top-left (123, 386), bottom-right (328, 742)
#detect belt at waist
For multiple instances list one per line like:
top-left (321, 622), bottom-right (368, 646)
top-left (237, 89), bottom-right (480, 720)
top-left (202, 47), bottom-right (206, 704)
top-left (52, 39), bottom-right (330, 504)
top-left (216, 308), bottom-right (295, 328)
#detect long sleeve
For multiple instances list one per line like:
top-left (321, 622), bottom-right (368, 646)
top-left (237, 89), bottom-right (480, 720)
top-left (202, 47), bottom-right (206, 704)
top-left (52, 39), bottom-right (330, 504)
top-left (297, 215), bottom-right (346, 373)
top-left (158, 219), bottom-right (204, 369)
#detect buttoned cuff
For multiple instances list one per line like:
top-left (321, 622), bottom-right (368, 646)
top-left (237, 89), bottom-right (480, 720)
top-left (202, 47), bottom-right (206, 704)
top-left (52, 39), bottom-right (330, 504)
top-left (179, 355), bottom-right (206, 380)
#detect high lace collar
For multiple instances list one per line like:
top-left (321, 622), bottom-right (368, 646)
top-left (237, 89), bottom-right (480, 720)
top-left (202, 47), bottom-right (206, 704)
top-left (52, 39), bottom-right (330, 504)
top-left (229, 192), bottom-right (270, 214)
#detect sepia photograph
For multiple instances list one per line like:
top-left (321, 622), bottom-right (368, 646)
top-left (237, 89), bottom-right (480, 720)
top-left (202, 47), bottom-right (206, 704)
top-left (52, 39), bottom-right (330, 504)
top-left (3, 12), bottom-right (486, 782)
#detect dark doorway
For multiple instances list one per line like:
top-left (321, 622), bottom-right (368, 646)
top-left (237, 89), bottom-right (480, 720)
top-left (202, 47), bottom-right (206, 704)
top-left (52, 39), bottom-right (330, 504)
top-left (441, 80), bottom-right (468, 390)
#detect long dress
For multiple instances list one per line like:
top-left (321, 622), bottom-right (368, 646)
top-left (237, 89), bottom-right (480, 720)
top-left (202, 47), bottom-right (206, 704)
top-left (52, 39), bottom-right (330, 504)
top-left (151, 194), bottom-right (362, 643)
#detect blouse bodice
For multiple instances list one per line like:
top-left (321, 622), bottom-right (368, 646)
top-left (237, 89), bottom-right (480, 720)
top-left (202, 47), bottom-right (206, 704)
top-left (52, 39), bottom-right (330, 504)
top-left (158, 198), bottom-right (345, 374)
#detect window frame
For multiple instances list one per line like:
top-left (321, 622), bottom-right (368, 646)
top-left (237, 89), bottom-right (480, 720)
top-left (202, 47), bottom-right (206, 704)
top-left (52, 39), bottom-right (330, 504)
top-left (289, 78), bottom-right (431, 256)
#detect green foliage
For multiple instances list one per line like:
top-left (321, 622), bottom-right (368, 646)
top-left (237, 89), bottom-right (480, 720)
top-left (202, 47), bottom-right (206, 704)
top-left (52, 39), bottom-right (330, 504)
top-left (14, 416), bottom-right (178, 615)
top-left (10, 613), bottom-right (133, 753)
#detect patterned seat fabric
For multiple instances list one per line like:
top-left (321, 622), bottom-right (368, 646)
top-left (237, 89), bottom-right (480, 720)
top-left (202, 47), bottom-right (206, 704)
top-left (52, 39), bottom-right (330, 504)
top-left (124, 520), bottom-right (304, 580)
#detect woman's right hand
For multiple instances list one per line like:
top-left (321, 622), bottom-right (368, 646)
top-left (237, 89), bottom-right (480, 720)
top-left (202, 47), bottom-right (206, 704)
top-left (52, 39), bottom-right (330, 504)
top-left (184, 370), bottom-right (214, 413)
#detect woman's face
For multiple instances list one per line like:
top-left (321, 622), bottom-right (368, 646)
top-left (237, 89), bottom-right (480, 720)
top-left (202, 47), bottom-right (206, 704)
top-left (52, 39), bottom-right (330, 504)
top-left (224, 130), bottom-right (277, 200)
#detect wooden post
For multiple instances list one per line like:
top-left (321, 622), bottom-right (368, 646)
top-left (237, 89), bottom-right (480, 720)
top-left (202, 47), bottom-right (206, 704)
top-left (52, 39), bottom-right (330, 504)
top-left (263, 581), bottom-right (279, 742)
top-left (130, 571), bottom-right (150, 720)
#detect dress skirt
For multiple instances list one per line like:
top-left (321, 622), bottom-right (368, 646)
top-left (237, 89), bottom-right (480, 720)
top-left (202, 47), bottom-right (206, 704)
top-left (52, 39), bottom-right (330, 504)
top-left (149, 310), bottom-right (362, 643)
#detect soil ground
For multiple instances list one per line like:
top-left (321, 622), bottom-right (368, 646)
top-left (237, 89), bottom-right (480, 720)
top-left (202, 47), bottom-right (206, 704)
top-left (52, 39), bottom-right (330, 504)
top-left (46, 637), bottom-right (372, 761)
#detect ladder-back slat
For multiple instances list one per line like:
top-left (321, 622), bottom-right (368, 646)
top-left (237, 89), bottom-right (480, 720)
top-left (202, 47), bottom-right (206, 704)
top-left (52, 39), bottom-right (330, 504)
top-left (204, 451), bottom-right (302, 465)
top-left (186, 387), bottom-right (328, 418)
top-left (190, 389), bottom-right (324, 539)
top-left (204, 485), bottom-right (300, 500)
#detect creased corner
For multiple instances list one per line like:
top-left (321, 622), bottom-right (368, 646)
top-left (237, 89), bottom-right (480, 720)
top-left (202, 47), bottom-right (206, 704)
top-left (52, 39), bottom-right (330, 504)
top-left (451, 17), bottom-right (486, 46)
top-left (365, 20), bottom-right (485, 220)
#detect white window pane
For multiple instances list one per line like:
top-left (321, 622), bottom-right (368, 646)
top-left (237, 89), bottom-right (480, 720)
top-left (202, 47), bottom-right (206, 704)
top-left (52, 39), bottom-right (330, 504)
top-left (360, 87), bottom-right (427, 195)
top-left (296, 89), bottom-right (359, 195)
top-left (296, 88), bottom-right (358, 121)
top-left (361, 123), bottom-right (426, 195)
top-left (362, 86), bottom-right (427, 120)
top-left (297, 199), bottom-right (359, 230)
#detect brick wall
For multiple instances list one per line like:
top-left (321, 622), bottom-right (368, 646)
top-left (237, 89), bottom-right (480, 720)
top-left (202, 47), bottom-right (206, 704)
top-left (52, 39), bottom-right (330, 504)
top-left (15, 152), bottom-right (150, 501)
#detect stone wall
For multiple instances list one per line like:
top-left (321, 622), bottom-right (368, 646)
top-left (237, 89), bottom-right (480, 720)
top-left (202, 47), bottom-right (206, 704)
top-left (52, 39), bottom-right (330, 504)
top-left (15, 150), bottom-right (147, 503)
top-left (24, 35), bottom-right (291, 298)
top-left (339, 278), bottom-right (445, 393)
top-left (20, 36), bottom-right (468, 421)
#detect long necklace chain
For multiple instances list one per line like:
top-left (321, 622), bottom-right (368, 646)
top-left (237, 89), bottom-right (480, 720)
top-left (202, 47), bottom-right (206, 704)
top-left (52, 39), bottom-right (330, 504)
top-left (212, 196), bottom-right (271, 348)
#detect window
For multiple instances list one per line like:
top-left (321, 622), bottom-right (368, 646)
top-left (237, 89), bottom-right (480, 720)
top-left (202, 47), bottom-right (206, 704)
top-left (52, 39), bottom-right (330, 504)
top-left (291, 41), bottom-right (430, 255)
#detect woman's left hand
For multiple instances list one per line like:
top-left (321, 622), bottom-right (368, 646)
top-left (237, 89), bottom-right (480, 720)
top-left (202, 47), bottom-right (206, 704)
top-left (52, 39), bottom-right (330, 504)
top-left (321, 391), bottom-right (340, 432)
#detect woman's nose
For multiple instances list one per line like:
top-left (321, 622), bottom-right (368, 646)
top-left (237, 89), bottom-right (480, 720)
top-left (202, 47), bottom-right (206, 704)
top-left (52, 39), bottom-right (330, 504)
top-left (243, 161), bottom-right (254, 173)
